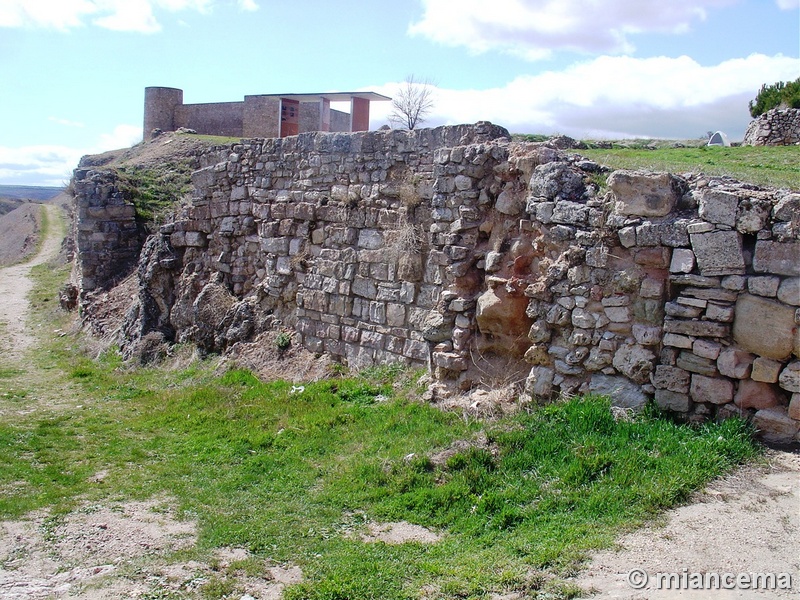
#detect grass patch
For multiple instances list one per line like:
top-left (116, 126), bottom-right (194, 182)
top-left (114, 162), bottom-right (194, 226)
top-left (0, 343), bottom-right (760, 598)
top-left (578, 145), bottom-right (800, 190)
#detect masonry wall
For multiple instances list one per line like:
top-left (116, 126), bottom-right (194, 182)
top-left (175, 102), bottom-right (245, 137)
top-left (74, 124), bottom-right (800, 443)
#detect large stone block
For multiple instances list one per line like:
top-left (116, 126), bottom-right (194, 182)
top-left (779, 360), bottom-right (800, 393)
top-left (608, 170), bottom-right (684, 217)
top-left (655, 389), bottom-right (690, 412)
top-left (734, 380), bottom-right (783, 410)
top-left (612, 343), bottom-right (656, 384)
top-left (753, 241), bottom-right (800, 276)
top-left (589, 374), bottom-right (649, 410)
top-left (733, 294), bottom-right (797, 360)
top-left (689, 230), bottom-right (745, 276)
top-left (717, 348), bottom-right (754, 379)
top-left (651, 365), bottom-right (690, 393)
top-left (753, 407), bottom-right (800, 444)
top-left (698, 189), bottom-right (739, 227)
top-left (690, 374), bottom-right (734, 405)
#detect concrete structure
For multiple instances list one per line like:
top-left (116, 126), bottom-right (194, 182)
top-left (143, 87), bottom-right (390, 140)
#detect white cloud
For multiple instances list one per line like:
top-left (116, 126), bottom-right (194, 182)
top-left (0, 0), bottom-right (251, 33)
top-left (371, 53), bottom-right (800, 140)
top-left (0, 124), bottom-right (142, 187)
top-left (409, 0), bottom-right (737, 59)
top-left (775, 0), bottom-right (799, 9)
top-left (48, 117), bottom-right (86, 128)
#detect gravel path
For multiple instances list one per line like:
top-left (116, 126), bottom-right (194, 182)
top-left (0, 203), bottom-right (62, 361)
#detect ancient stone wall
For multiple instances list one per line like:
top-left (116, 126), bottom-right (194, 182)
top-left (743, 108), bottom-right (800, 146)
top-left (73, 123), bottom-right (800, 443)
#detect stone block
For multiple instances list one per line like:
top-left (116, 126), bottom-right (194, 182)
top-left (690, 374), bottom-right (734, 405)
top-left (779, 360), bottom-right (800, 393)
top-left (665, 302), bottom-right (703, 318)
top-left (734, 380), bottom-right (782, 410)
top-left (748, 276), bottom-right (780, 297)
top-left (753, 407), bottom-right (800, 444)
top-left (663, 333), bottom-right (693, 349)
top-left (704, 302), bottom-right (734, 323)
top-left (525, 366), bottom-right (555, 398)
top-left (717, 347), bottom-right (754, 379)
top-left (632, 324), bottom-right (662, 346)
top-left (655, 389), bottom-right (690, 412)
top-left (589, 374), bottom-right (649, 410)
top-left (789, 394), bottom-right (800, 420)
top-left (690, 230), bottom-right (745, 276)
top-left (608, 170), bottom-right (683, 217)
top-left (651, 365), bottom-right (691, 393)
top-left (670, 248), bottom-right (695, 274)
top-left (736, 197), bottom-right (772, 234)
top-left (432, 351), bottom-right (468, 371)
top-left (663, 319), bottom-right (729, 338)
top-left (753, 241), bottom-right (800, 276)
top-left (751, 357), bottom-right (783, 383)
top-left (676, 351), bottom-right (718, 376)
top-left (777, 278), bottom-right (800, 306)
top-left (612, 343), bottom-right (656, 384)
top-left (692, 339), bottom-right (721, 360)
top-left (698, 189), bottom-right (739, 226)
top-left (733, 294), bottom-right (796, 360)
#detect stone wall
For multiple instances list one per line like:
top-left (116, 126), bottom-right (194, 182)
top-left (74, 123), bottom-right (800, 443)
top-left (743, 108), bottom-right (800, 146)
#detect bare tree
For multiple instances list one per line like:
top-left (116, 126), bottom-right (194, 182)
top-left (388, 75), bottom-right (436, 130)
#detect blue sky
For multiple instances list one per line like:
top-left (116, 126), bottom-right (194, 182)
top-left (1, 0), bottom-right (798, 186)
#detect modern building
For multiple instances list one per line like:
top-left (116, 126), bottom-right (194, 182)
top-left (143, 87), bottom-right (391, 140)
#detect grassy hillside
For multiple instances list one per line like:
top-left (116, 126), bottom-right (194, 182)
top-left (577, 144), bottom-right (800, 191)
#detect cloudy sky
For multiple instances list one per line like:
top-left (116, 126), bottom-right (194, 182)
top-left (1, 0), bottom-right (798, 186)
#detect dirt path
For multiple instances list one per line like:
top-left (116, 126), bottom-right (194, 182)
top-left (573, 449), bottom-right (800, 599)
top-left (0, 203), bottom-right (63, 362)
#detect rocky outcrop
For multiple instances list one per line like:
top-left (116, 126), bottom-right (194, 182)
top-left (73, 123), bottom-right (800, 443)
top-left (742, 107), bottom-right (800, 146)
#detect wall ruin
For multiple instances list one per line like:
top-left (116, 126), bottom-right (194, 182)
top-left (73, 123), bottom-right (800, 443)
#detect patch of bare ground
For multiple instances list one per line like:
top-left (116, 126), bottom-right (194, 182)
top-left (222, 331), bottom-right (336, 383)
top-left (0, 203), bottom-right (42, 267)
top-left (0, 499), bottom-right (302, 599)
top-left (572, 449), bottom-right (800, 599)
top-left (359, 521), bottom-right (442, 545)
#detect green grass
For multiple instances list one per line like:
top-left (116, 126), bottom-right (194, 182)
top-left (578, 145), bottom-right (800, 190)
top-left (0, 332), bottom-right (760, 599)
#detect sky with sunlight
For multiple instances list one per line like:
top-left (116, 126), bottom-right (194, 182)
top-left (1, 0), bottom-right (798, 186)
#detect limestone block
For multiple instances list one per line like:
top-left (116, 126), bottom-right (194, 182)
top-left (608, 170), bottom-right (683, 217)
top-left (704, 302), bottom-right (734, 323)
top-left (655, 389), bottom-right (690, 412)
top-left (747, 276), bottom-right (780, 297)
top-left (734, 380), bottom-right (782, 410)
top-left (357, 229), bottom-right (384, 250)
top-left (612, 343), bottom-right (656, 384)
top-left (689, 230), bottom-right (745, 276)
top-left (777, 278), bottom-right (800, 306)
top-left (677, 351), bottom-right (718, 376)
top-left (690, 374), bottom-right (734, 405)
top-left (736, 197), bottom-right (772, 233)
top-left (632, 324), bottom-right (662, 346)
top-left (779, 360), bottom-right (800, 393)
top-left (584, 347), bottom-right (613, 371)
top-left (604, 305), bottom-right (631, 323)
top-left (663, 333), bottom-right (693, 349)
top-left (753, 241), bottom-right (800, 276)
top-left (692, 339), bottom-right (721, 360)
top-left (589, 374), bottom-right (649, 410)
top-left (185, 231), bottom-right (206, 247)
top-left (529, 162), bottom-right (585, 202)
top-left (773, 193), bottom-right (800, 222)
top-left (665, 302), bottom-right (703, 318)
top-left (495, 188), bottom-right (525, 215)
top-left (698, 189), bottom-right (739, 227)
top-left (670, 248), bottom-right (695, 274)
top-left (432, 351), bottom-right (468, 371)
top-left (717, 348), bottom-right (754, 379)
top-left (789, 394), bottom-right (800, 420)
top-left (524, 344), bottom-right (550, 365)
top-left (551, 201), bottom-right (589, 225)
top-left (663, 319), bottom-right (729, 338)
top-left (651, 365), bottom-right (691, 393)
top-left (733, 294), bottom-right (796, 360)
top-left (751, 357), bottom-right (783, 383)
top-left (528, 320), bottom-right (551, 343)
top-left (525, 366), bottom-right (555, 398)
top-left (753, 407), bottom-right (800, 444)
